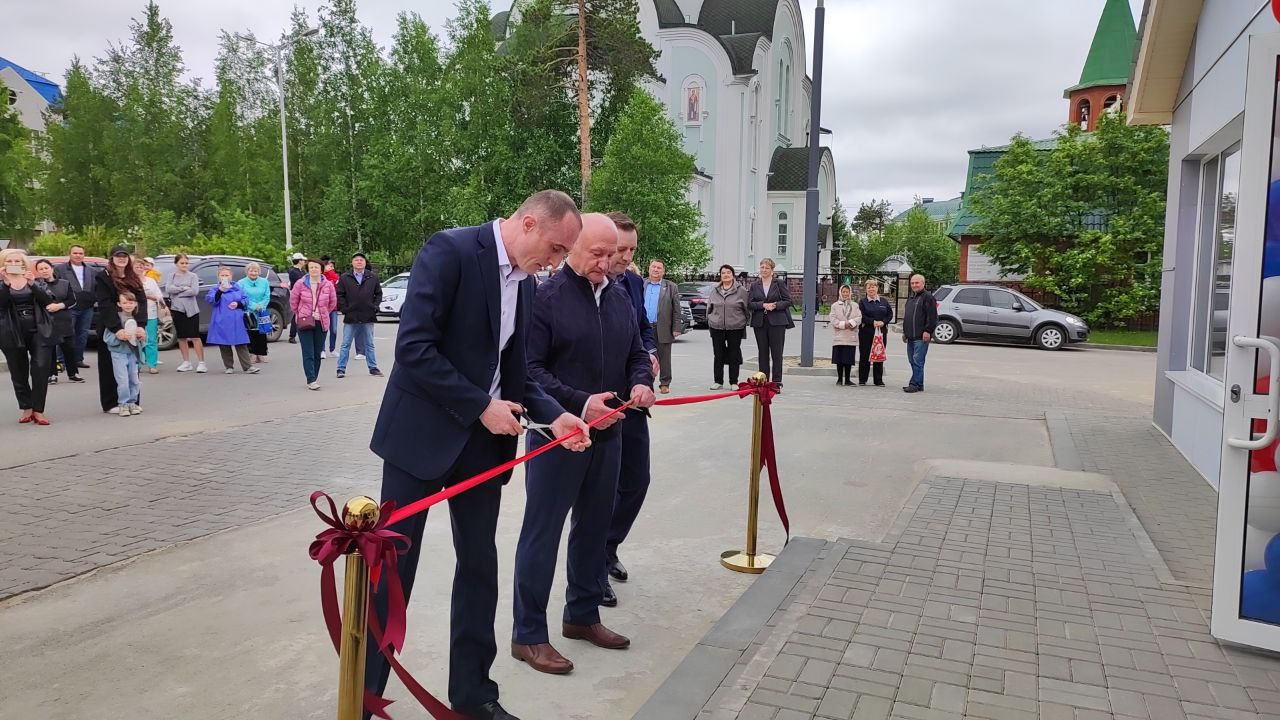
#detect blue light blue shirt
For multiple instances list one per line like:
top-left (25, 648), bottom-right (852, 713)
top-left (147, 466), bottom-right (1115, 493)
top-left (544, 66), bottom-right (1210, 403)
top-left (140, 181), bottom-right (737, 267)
top-left (354, 271), bottom-right (364, 285)
top-left (644, 281), bottom-right (662, 324)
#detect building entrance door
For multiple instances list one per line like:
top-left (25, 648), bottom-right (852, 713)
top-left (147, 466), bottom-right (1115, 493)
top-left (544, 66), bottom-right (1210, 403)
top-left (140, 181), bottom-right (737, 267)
top-left (1213, 33), bottom-right (1280, 651)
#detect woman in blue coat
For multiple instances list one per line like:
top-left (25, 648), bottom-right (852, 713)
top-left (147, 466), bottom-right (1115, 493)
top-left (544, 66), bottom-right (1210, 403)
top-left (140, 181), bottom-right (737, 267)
top-left (205, 267), bottom-right (259, 375)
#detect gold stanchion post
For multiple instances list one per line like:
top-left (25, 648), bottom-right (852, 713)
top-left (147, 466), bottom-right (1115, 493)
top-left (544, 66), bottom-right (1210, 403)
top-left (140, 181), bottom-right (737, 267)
top-left (721, 372), bottom-right (776, 573)
top-left (337, 496), bottom-right (379, 720)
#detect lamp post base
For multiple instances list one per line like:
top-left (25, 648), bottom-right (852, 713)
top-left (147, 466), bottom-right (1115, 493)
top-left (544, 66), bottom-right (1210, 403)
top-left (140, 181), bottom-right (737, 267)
top-left (720, 549), bottom-right (775, 574)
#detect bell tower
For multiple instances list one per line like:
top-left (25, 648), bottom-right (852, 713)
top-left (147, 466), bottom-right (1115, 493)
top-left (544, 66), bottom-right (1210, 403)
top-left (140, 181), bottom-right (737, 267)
top-left (1064, 0), bottom-right (1137, 132)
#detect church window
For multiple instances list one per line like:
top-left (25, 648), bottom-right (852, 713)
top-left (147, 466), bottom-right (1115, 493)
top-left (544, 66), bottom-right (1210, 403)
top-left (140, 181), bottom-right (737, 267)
top-left (683, 77), bottom-right (705, 126)
top-left (1078, 99), bottom-right (1091, 129)
top-left (1103, 94), bottom-right (1119, 110)
top-left (777, 212), bottom-right (789, 255)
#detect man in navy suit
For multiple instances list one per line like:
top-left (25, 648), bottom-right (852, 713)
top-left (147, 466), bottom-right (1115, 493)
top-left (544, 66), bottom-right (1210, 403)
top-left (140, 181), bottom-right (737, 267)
top-left (600, 211), bottom-right (658, 608)
top-left (366, 190), bottom-right (591, 720)
top-left (510, 213), bottom-right (655, 675)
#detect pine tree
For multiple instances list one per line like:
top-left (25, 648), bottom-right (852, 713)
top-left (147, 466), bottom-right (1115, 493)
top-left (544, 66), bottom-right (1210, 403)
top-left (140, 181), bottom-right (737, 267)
top-left (587, 87), bottom-right (707, 272)
top-left (43, 60), bottom-right (115, 229)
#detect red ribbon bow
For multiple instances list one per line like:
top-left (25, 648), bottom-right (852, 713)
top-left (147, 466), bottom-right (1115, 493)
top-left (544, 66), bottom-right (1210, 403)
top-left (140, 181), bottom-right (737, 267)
top-left (736, 378), bottom-right (790, 539)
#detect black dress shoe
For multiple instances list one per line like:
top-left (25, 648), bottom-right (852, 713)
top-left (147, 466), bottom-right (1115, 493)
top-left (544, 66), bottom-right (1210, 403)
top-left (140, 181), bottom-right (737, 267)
top-left (602, 581), bottom-right (618, 607)
top-left (903, 386), bottom-right (921, 393)
top-left (77, 362), bottom-right (90, 369)
top-left (608, 560), bottom-right (628, 582)
top-left (454, 700), bottom-right (521, 720)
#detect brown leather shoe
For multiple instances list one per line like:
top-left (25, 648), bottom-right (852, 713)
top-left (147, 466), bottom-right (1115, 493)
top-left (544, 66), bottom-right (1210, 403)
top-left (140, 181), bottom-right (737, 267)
top-left (562, 621), bottom-right (630, 650)
top-left (510, 642), bottom-right (574, 674)
top-left (659, 386), bottom-right (670, 394)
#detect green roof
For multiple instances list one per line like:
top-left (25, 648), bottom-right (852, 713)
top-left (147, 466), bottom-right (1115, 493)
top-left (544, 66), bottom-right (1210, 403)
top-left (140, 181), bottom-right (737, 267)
top-left (893, 197), bottom-right (962, 224)
top-left (947, 139), bottom-right (1058, 237)
top-left (1064, 0), bottom-right (1137, 96)
top-left (768, 146), bottom-right (833, 192)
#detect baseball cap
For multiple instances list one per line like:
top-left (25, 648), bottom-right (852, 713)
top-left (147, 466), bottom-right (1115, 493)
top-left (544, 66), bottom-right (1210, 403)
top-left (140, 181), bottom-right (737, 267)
top-left (351, 252), bottom-right (367, 261)
top-left (290, 252), bottom-right (306, 261)
top-left (143, 256), bottom-right (155, 264)
top-left (110, 244), bottom-right (131, 257)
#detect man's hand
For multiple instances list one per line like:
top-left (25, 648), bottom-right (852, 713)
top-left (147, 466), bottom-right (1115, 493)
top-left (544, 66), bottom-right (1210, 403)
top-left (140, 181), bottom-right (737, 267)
top-left (46, 303), bottom-right (64, 312)
top-left (584, 392), bottom-right (621, 430)
top-left (649, 353), bottom-right (659, 378)
top-left (479, 398), bottom-right (524, 436)
top-left (629, 384), bottom-right (656, 409)
top-left (922, 331), bottom-right (931, 343)
top-left (228, 301), bottom-right (239, 309)
top-left (673, 331), bottom-right (682, 338)
top-left (551, 413), bottom-right (592, 452)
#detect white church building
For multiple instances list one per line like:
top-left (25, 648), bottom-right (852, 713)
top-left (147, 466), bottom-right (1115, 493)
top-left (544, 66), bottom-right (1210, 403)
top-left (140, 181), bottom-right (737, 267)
top-left (493, 0), bottom-right (839, 275)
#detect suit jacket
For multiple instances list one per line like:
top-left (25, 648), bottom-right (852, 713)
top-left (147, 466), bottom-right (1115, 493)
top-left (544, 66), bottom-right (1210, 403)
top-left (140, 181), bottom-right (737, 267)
top-left (617, 270), bottom-right (657, 354)
top-left (527, 264), bottom-right (654, 441)
top-left (370, 223), bottom-right (565, 481)
top-left (748, 279), bottom-right (796, 328)
top-left (56, 261), bottom-right (98, 308)
top-left (649, 278), bottom-right (682, 344)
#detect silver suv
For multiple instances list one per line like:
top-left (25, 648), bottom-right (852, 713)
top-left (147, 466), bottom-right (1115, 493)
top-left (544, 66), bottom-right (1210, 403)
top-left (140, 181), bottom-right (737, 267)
top-left (931, 284), bottom-right (1089, 351)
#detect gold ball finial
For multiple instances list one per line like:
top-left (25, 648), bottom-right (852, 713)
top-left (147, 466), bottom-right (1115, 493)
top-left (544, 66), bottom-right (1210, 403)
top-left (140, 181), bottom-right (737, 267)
top-left (342, 496), bottom-right (380, 531)
top-left (752, 371), bottom-right (767, 382)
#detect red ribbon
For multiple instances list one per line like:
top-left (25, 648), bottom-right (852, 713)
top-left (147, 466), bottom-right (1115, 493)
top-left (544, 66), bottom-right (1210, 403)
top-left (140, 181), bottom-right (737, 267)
top-left (310, 382), bottom-right (785, 719)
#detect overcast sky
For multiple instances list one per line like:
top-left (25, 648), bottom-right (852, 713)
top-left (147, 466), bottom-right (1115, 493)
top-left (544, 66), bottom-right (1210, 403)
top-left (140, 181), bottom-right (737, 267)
top-left (6, 0), bottom-right (1145, 214)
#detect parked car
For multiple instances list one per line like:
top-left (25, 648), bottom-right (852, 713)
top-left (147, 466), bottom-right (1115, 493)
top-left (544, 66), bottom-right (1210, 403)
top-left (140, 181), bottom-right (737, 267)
top-left (931, 284), bottom-right (1089, 350)
top-left (152, 254), bottom-right (294, 350)
top-left (679, 300), bottom-right (693, 333)
top-left (678, 282), bottom-right (715, 327)
top-left (379, 272), bottom-right (410, 320)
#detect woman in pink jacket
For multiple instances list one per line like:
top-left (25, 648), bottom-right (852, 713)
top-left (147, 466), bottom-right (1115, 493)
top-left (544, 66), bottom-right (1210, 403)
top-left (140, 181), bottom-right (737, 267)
top-left (289, 258), bottom-right (338, 390)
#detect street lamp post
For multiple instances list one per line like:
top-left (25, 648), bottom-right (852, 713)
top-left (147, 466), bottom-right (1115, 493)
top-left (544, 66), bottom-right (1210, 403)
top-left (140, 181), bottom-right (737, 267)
top-left (242, 27), bottom-right (318, 254)
top-left (800, 0), bottom-right (826, 367)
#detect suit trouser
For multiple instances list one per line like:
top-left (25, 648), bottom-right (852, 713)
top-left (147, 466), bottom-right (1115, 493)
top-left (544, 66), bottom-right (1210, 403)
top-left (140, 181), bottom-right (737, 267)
top-left (754, 324), bottom-right (787, 383)
top-left (3, 332), bottom-right (50, 412)
top-left (656, 340), bottom-right (674, 386)
top-left (605, 411), bottom-right (650, 568)
top-left (513, 431), bottom-right (622, 645)
top-left (364, 430), bottom-right (515, 713)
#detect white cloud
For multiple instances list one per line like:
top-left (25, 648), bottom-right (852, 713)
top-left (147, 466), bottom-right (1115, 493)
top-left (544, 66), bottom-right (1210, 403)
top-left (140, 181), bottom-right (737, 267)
top-left (7, 0), bottom-right (1142, 213)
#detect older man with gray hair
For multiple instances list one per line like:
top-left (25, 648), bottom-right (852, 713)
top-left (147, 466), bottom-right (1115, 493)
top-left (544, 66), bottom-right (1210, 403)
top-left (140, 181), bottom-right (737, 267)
top-left (902, 273), bottom-right (937, 393)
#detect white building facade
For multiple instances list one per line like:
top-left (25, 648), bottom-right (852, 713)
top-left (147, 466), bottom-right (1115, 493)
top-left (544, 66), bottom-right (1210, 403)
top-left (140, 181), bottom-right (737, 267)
top-left (494, 0), bottom-right (838, 274)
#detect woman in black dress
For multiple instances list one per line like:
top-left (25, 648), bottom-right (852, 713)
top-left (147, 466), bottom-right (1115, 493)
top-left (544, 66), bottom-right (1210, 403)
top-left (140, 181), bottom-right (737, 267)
top-left (34, 258), bottom-right (81, 384)
top-left (857, 279), bottom-right (894, 386)
top-left (0, 249), bottom-right (55, 424)
top-left (95, 246), bottom-right (149, 413)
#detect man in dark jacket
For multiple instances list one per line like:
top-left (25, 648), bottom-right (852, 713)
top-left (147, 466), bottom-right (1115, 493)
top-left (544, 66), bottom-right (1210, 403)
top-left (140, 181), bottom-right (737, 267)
top-left (54, 244), bottom-right (98, 369)
top-left (286, 253), bottom-right (306, 343)
top-left (601, 211), bottom-right (658, 608)
top-left (511, 213), bottom-right (655, 676)
top-left (902, 274), bottom-right (938, 393)
top-left (335, 252), bottom-right (383, 378)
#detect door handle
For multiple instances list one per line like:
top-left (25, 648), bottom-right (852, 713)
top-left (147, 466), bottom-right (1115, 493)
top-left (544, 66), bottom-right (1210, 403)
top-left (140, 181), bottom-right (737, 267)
top-left (1227, 335), bottom-right (1280, 450)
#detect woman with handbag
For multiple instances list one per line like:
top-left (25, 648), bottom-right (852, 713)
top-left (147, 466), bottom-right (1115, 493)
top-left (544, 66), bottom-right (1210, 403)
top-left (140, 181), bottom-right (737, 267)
top-left (747, 258), bottom-right (794, 388)
top-left (95, 246), bottom-right (149, 413)
top-left (0, 250), bottom-right (56, 424)
top-left (706, 263), bottom-right (749, 389)
top-left (136, 259), bottom-right (164, 374)
top-left (858, 279), bottom-right (894, 386)
top-left (289, 258), bottom-right (337, 390)
top-left (167, 253), bottom-right (207, 373)
top-left (237, 262), bottom-right (272, 364)
top-left (830, 284), bottom-right (861, 386)
top-left (34, 258), bottom-right (82, 385)
top-left (205, 266), bottom-right (259, 375)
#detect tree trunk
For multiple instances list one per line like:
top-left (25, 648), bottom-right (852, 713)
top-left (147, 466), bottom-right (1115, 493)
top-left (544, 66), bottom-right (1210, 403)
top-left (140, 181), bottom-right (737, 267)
top-left (577, 0), bottom-right (591, 204)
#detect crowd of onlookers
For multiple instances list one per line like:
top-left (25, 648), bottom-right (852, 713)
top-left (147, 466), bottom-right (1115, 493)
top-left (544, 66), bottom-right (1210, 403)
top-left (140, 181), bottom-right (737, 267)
top-left (0, 244), bottom-right (387, 424)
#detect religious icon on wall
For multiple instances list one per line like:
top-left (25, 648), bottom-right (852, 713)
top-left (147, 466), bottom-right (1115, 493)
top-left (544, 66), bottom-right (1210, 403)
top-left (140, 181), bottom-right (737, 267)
top-left (686, 85), bottom-right (702, 124)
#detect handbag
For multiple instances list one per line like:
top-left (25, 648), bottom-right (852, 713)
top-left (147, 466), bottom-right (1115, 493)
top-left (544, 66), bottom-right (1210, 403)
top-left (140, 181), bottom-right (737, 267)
top-left (870, 329), bottom-right (887, 363)
top-left (242, 308), bottom-right (258, 332)
top-left (255, 308), bottom-right (274, 335)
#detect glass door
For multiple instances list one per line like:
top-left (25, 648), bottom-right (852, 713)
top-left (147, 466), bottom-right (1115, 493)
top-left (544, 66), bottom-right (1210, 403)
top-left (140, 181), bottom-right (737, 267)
top-left (1213, 33), bottom-right (1280, 650)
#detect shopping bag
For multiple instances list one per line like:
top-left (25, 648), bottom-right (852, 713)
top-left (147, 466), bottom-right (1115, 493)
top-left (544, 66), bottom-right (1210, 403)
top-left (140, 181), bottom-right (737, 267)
top-left (870, 329), bottom-right (887, 363)
top-left (255, 308), bottom-right (275, 335)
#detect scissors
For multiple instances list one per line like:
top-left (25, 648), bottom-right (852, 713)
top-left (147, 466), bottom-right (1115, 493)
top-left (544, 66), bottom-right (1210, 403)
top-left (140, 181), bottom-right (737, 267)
top-left (607, 392), bottom-right (651, 418)
top-left (518, 411), bottom-right (557, 442)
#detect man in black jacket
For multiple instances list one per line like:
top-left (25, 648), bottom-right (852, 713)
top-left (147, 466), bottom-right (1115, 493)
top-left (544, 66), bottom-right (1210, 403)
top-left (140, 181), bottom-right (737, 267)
top-left (286, 253), bottom-right (306, 343)
top-left (335, 252), bottom-right (383, 378)
top-left (511, 213), bottom-right (655, 675)
top-left (54, 244), bottom-right (98, 369)
top-left (902, 274), bottom-right (938, 393)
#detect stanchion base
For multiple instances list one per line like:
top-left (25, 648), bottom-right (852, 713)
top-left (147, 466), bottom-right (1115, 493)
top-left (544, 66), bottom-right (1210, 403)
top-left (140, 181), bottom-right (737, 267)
top-left (720, 550), bottom-right (775, 574)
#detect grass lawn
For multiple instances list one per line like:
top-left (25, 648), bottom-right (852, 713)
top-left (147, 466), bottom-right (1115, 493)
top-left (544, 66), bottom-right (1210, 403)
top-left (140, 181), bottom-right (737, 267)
top-left (1087, 329), bottom-right (1158, 347)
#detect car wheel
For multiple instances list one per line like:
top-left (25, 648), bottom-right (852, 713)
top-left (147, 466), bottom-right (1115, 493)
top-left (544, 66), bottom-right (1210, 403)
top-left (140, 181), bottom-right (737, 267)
top-left (1036, 324), bottom-right (1066, 351)
top-left (157, 317), bottom-right (177, 351)
top-left (267, 308), bottom-right (286, 343)
top-left (933, 319), bottom-right (958, 344)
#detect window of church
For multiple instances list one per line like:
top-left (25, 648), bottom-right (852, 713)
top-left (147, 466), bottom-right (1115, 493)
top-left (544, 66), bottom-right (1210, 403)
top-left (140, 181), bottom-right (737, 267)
top-left (778, 212), bottom-right (789, 255)
top-left (6, 89), bottom-right (15, 107)
top-left (683, 77), bottom-right (705, 126)
top-left (1078, 99), bottom-right (1091, 129)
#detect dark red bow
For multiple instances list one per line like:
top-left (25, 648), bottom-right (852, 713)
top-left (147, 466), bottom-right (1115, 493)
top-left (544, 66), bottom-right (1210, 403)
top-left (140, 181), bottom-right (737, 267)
top-left (737, 378), bottom-right (790, 539)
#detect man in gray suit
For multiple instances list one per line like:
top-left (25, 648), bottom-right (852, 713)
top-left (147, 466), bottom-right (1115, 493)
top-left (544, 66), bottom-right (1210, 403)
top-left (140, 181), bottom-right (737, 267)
top-left (643, 259), bottom-right (682, 394)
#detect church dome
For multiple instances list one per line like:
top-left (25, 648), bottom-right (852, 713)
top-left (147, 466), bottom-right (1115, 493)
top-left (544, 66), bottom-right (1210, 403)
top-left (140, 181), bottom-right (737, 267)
top-left (697, 0), bottom-right (783, 39)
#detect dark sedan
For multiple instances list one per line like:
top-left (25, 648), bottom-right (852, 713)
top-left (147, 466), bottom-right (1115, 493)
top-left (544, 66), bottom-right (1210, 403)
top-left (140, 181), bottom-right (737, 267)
top-left (153, 254), bottom-right (294, 350)
top-left (678, 282), bottom-right (715, 328)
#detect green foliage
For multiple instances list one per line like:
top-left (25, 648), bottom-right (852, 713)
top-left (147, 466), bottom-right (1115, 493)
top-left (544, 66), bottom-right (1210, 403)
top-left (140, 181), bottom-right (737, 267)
top-left (587, 87), bottom-right (707, 274)
top-left (29, 227), bottom-right (120, 258)
top-left (969, 113), bottom-right (1169, 326)
top-left (882, 206), bottom-right (959, 286)
top-left (850, 199), bottom-right (892, 235)
top-left (0, 79), bottom-right (43, 240)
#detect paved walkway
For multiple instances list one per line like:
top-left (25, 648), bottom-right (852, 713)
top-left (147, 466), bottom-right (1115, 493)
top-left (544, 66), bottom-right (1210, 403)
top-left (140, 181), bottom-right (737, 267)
top-left (641, 411), bottom-right (1280, 720)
